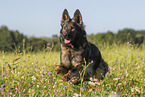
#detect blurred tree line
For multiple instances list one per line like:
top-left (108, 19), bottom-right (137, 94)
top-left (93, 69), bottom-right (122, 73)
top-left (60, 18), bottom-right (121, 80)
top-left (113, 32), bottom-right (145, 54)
top-left (0, 25), bottom-right (145, 52)
top-left (0, 26), bottom-right (60, 52)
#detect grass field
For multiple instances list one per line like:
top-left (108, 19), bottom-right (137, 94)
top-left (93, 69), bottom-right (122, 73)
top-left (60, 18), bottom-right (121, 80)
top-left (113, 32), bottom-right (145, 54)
top-left (0, 43), bottom-right (145, 97)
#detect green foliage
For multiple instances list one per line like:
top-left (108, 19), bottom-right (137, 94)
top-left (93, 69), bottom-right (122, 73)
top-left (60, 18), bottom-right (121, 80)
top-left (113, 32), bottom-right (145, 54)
top-left (47, 35), bottom-right (60, 51)
top-left (0, 25), bottom-right (145, 52)
top-left (116, 28), bottom-right (136, 43)
top-left (0, 26), bottom-right (60, 52)
top-left (0, 43), bottom-right (145, 96)
top-left (0, 26), bottom-right (26, 51)
top-left (27, 37), bottom-right (48, 52)
top-left (88, 28), bottom-right (145, 47)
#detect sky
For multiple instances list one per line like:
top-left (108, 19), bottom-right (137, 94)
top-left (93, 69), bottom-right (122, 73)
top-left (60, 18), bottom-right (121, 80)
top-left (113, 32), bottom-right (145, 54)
top-left (0, 0), bottom-right (145, 37)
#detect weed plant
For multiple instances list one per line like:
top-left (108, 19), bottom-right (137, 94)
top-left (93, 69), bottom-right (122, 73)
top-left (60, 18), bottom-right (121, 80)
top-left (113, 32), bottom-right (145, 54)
top-left (0, 42), bottom-right (145, 96)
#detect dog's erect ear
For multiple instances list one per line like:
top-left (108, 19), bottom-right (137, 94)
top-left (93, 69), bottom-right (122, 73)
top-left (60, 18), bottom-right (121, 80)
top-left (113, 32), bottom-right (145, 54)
top-left (73, 9), bottom-right (83, 26)
top-left (61, 9), bottom-right (70, 26)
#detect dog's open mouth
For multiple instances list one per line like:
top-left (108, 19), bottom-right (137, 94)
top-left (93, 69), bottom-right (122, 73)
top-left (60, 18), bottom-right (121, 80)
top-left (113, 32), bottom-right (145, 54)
top-left (64, 39), bottom-right (71, 44)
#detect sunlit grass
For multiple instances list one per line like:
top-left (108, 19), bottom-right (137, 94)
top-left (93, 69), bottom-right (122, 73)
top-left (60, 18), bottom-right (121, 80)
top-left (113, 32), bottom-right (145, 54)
top-left (0, 43), bottom-right (145, 96)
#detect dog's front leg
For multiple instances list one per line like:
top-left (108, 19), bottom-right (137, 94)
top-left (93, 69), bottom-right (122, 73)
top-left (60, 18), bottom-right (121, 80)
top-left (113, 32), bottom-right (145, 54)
top-left (63, 65), bottom-right (83, 84)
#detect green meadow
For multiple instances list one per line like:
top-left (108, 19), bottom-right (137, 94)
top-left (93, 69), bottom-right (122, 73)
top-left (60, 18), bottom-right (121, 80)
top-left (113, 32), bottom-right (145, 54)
top-left (0, 43), bottom-right (145, 97)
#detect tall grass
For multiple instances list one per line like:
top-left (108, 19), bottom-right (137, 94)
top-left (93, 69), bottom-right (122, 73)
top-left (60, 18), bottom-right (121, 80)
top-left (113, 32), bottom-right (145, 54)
top-left (0, 43), bottom-right (145, 96)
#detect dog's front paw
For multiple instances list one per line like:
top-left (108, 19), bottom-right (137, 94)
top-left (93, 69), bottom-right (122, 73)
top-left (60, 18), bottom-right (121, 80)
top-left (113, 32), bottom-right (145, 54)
top-left (55, 65), bottom-right (68, 75)
top-left (69, 76), bottom-right (80, 85)
top-left (63, 70), bottom-right (80, 84)
top-left (63, 70), bottom-right (71, 81)
top-left (55, 65), bottom-right (61, 74)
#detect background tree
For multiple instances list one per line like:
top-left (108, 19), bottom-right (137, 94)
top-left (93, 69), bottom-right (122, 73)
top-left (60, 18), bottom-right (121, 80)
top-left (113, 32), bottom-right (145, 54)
top-left (0, 25), bottom-right (145, 52)
top-left (116, 28), bottom-right (136, 43)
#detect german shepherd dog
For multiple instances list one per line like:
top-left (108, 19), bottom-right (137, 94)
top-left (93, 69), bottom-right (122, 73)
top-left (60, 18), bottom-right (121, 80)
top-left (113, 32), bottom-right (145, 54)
top-left (55, 9), bottom-right (108, 84)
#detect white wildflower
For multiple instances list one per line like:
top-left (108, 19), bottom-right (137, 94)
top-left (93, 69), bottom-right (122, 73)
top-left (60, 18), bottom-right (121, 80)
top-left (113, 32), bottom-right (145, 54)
top-left (113, 78), bottom-right (121, 80)
top-left (31, 76), bottom-right (36, 80)
top-left (95, 82), bottom-right (100, 85)
top-left (117, 83), bottom-right (122, 86)
top-left (88, 89), bottom-right (94, 93)
top-left (73, 93), bottom-right (81, 97)
top-left (109, 91), bottom-right (120, 97)
top-left (90, 77), bottom-right (98, 81)
top-left (21, 76), bottom-right (24, 79)
top-left (88, 81), bottom-right (96, 86)
top-left (135, 87), bottom-right (140, 93)
top-left (90, 77), bottom-right (93, 81)
top-left (60, 83), bottom-right (63, 85)
top-left (53, 85), bottom-right (55, 88)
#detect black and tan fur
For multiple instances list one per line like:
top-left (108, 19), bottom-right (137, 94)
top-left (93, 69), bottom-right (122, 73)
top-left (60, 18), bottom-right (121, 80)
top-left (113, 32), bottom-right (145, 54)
top-left (55, 9), bottom-right (108, 84)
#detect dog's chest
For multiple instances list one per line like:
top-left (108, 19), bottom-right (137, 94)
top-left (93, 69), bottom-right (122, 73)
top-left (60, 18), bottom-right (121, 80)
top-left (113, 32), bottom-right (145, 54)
top-left (61, 45), bottom-right (85, 67)
top-left (70, 48), bottom-right (84, 62)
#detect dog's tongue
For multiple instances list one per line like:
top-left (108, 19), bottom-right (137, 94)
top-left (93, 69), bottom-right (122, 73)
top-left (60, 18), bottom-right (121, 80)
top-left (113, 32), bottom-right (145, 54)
top-left (65, 39), bottom-right (70, 44)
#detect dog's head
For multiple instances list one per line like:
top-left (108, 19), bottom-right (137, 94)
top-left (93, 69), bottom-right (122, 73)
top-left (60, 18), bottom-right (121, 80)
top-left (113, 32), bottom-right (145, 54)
top-left (60, 9), bottom-right (86, 47)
